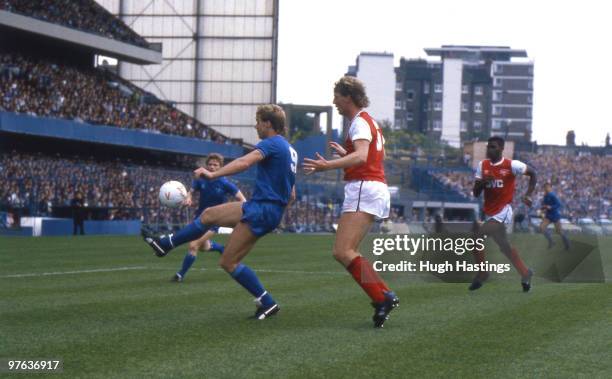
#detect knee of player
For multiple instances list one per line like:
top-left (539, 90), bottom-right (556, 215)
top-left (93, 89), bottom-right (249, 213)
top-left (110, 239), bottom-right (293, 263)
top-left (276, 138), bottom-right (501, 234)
top-left (219, 258), bottom-right (236, 273)
top-left (188, 242), bottom-right (200, 254)
top-left (332, 246), bottom-right (348, 261)
top-left (199, 208), bottom-right (212, 224)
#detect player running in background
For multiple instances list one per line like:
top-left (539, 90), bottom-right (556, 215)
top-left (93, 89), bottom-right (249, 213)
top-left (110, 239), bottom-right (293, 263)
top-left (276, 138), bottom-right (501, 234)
top-left (471, 136), bottom-right (537, 292)
top-left (540, 182), bottom-right (570, 250)
top-left (303, 76), bottom-right (399, 328)
top-left (172, 153), bottom-right (247, 283)
top-left (143, 104), bottom-right (297, 319)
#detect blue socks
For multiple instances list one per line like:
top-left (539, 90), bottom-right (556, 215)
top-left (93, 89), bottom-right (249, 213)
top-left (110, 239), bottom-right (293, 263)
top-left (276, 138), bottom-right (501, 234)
top-left (230, 264), bottom-right (275, 307)
top-left (176, 241), bottom-right (223, 279)
top-left (160, 218), bottom-right (207, 251)
top-left (178, 252), bottom-right (197, 277)
top-left (544, 230), bottom-right (553, 246)
top-left (210, 241), bottom-right (225, 254)
top-left (561, 233), bottom-right (570, 249)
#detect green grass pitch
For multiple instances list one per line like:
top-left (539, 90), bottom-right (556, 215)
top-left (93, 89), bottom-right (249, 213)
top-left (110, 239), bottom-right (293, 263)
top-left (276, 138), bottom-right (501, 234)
top-left (1, 234), bottom-right (611, 378)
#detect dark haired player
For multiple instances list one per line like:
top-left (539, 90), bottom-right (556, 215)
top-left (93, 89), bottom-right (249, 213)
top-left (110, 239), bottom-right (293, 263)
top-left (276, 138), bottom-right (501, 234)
top-left (471, 136), bottom-right (537, 292)
top-left (143, 104), bottom-right (297, 319)
top-left (540, 182), bottom-right (570, 250)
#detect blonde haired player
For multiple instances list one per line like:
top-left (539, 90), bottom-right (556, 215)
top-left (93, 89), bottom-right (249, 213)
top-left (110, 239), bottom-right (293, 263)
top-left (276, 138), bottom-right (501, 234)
top-left (172, 153), bottom-right (246, 282)
top-left (303, 76), bottom-right (398, 328)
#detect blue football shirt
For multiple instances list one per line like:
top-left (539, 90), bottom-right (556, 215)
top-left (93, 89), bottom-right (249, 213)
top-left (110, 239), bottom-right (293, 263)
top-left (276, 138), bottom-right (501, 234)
top-left (543, 191), bottom-right (562, 217)
top-left (192, 177), bottom-right (239, 212)
top-left (253, 135), bottom-right (297, 205)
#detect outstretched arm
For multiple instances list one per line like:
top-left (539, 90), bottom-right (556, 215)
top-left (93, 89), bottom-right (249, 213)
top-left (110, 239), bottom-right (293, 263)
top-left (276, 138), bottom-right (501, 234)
top-left (303, 139), bottom-right (369, 174)
top-left (195, 150), bottom-right (264, 179)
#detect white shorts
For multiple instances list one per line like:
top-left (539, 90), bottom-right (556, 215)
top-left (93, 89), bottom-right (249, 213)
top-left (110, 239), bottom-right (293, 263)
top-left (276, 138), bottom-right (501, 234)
top-left (342, 180), bottom-right (390, 219)
top-left (485, 204), bottom-right (513, 225)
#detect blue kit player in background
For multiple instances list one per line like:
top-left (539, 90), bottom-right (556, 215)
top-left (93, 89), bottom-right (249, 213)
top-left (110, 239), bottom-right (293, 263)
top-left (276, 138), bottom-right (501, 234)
top-left (172, 153), bottom-right (246, 282)
top-left (143, 104), bottom-right (297, 319)
top-left (540, 182), bottom-right (570, 250)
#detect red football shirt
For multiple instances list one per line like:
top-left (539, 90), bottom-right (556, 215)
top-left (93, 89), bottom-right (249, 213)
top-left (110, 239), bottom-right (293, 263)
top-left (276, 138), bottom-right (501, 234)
top-left (475, 158), bottom-right (527, 215)
top-left (343, 111), bottom-right (386, 183)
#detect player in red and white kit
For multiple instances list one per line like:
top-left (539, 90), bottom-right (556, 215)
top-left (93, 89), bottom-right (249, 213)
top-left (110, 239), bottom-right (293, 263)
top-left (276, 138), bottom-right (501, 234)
top-left (471, 136), bottom-right (537, 292)
top-left (303, 76), bottom-right (398, 328)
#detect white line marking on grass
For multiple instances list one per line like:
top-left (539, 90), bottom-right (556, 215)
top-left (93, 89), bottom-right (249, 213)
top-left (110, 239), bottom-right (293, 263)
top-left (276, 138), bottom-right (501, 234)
top-left (200, 268), bottom-right (345, 276)
top-left (0, 266), bottom-right (148, 279)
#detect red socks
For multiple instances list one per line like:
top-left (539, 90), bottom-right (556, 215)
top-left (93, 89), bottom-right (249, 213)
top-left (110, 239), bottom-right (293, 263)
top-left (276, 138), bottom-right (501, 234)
top-left (509, 248), bottom-right (529, 277)
top-left (346, 256), bottom-right (390, 303)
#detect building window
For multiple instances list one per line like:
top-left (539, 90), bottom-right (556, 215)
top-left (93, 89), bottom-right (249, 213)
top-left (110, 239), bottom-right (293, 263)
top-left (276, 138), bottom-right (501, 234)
top-left (528, 66), bottom-right (534, 75)
top-left (492, 119), bottom-right (503, 130)
top-left (395, 100), bottom-right (403, 109)
top-left (527, 80), bottom-right (533, 89)
top-left (474, 102), bottom-right (482, 113)
top-left (433, 120), bottom-right (442, 131)
top-left (461, 102), bottom-right (468, 112)
top-left (406, 112), bottom-right (414, 121)
top-left (462, 85), bottom-right (469, 94)
top-left (527, 95), bottom-right (532, 103)
top-left (423, 84), bottom-right (430, 94)
top-left (494, 64), bottom-right (503, 74)
top-left (396, 81), bottom-right (403, 91)
top-left (526, 108), bottom-right (532, 117)
top-left (474, 86), bottom-right (483, 95)
top-left (434, 83), bottom-right (442, 93)
top-left (492, 105), bottom-right (502, 115)
top-left (460, 120), bottom-right (467, 131)
top-left (493, 91), bottom-right (502, 101)
top-left (423, 100), bottom-right (430, 111)
top-left (473, 120), bottom-right (482, 130)
top-left (406, 90), bottom-right (415, 101)
top-left (494, 77), bottom-right (502, 87)
top-left (434, 102), bottom-right (442, 111)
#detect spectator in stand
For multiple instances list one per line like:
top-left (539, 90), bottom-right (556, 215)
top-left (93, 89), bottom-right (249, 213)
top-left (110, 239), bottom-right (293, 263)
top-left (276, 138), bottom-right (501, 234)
top-left (0, 53), bottom-right (235, 144)
top-left (432, 153), bottom-right (612, 220)
top-left (0, 0), bottom-right (150, 48)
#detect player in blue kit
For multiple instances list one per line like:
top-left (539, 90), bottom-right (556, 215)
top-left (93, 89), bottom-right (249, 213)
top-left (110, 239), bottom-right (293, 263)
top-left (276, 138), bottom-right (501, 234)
top-left (142, 104), bottom-right (297, 319)
top-left (540, 182), bottom-right (570, 250)
top-left (172, 153), bottom-right (246, 283)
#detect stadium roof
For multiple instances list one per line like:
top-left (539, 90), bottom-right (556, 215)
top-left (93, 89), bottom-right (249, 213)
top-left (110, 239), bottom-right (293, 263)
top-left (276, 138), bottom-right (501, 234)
top-left (0, 10), bottom-right (161, 65)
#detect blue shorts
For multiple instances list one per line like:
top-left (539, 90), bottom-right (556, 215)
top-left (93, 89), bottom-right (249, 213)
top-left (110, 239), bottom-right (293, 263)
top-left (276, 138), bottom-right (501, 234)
top-left (241, 200), bottom-right (285, 237)
top-left (545, 212), bottom-right (561, 223)
top-left (193, 209), bottom-right (219, 233)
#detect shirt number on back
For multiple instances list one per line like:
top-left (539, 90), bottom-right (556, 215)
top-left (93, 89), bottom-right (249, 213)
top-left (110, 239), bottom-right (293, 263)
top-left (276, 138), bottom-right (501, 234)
top-left (289, 147), bottom-right (298, 174)
top-left (373, 121), bottom-right (383, 151)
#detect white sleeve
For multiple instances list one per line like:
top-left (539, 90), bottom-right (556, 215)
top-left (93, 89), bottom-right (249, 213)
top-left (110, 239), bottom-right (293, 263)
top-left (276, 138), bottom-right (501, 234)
top-left (349, 117), bottom-right (372, 142)
top-left (511, 160), bottom-right (527, 176)
top-left (474, 161), bottom-right (483, 179)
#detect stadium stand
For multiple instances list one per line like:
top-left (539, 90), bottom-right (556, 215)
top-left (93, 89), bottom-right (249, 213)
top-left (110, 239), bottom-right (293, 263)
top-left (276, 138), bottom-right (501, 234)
top-left (0, 53), bottom-right (236, 144)
top-left (0, 0), bottom-right (150, 48)
top-left (0, 151), bottom-right (351, 233)
top-left (431, 153), bottom-right (612, 220)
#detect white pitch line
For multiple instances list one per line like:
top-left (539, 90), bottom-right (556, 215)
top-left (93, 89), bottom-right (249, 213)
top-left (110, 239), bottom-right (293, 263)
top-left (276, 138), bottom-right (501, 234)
top-left (0, 266), bottom-right (345, 279)
top-left (0, 266), bottom-right (148, 279)
top-left (203, 268), bottom-right (345, 276)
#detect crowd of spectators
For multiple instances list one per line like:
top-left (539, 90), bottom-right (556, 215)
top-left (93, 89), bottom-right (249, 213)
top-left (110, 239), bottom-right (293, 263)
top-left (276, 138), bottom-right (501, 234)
top-left (0, 0), bottom-right (150, 48)
top-left (0, 152), bottom-right (354, 232)
top-left (431, 153), bottom-right (612, 220)
top-left (0, 53), bottom-right (234, 143)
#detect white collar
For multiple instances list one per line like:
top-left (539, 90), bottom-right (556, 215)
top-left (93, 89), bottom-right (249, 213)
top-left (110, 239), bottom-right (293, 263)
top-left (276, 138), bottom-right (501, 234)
top-left (350, 109), bottom-right (365, 124)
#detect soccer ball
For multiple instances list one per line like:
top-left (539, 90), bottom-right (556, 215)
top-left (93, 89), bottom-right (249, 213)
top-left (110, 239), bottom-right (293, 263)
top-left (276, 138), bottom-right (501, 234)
top-left (159, 181), bottom-right (187, 208)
